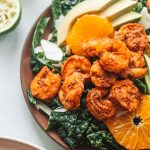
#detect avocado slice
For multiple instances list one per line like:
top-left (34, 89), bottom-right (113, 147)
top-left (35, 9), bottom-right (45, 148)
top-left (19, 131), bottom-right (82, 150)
top-left (144, 55), bottom-right (150, 95)
top-left (57, 0), bottom-right (117, 46)
top-left (112, 11), bottom-right (142, 29)
top-left (98, 0), bottom-right (137, 20)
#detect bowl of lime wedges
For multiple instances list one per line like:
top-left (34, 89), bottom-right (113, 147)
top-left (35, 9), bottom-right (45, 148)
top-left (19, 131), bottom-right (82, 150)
top-left (0, 0), bottom-right (21, 35)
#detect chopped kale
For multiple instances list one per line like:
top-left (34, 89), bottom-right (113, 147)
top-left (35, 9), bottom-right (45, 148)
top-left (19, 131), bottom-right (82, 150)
top-left (30, 56), bottom-right (43, 75)
top-left (27, 90), bottom-right (37, 105)
top-left (86, 121), bottom-right (122, 150)
top-left (51, 0), bottom-right (62, 24)
top-left (48, 108), bottom-right (123, 149)
top-left (48, 97), bottom-right (62, 110)
top-left (31, 16), bottom-right (62, 74)
top-left (137, 0), bottom-right (147, 7)
top-left (48, 109), bottom-right (92, 148)
top-left (134, 79), bottom-right (147, 94)
top-left (32, 16), bottom-right (49, 52)
top-left (146, 28), bottom-right (150, 35)
top-left (133, 2), bottom-right (143, 13)
top-left (31, 16), bottom-right (49, 74)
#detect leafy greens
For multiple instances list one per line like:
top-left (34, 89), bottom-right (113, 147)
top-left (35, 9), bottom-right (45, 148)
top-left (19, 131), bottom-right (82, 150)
top-left (48, 108), bottom-right (122, 149)
top-left (28, 0), bottom-right (150, 149)
top-left (31, 16), bottom-right (61, 74)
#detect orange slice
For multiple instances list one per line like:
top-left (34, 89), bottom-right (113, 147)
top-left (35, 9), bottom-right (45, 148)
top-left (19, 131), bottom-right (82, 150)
top-left (66, 14), bottom-right (114, 57)
top-left (105, 95), bottom-right (150, 149)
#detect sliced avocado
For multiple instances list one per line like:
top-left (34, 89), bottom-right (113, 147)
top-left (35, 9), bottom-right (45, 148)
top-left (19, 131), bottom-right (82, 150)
top-left (112, 11), bottom-right (142, 29)
top-left (57, 0), bottom-right (117, 46)
top-left (144, 55), bottom-right (150, 95)
top-left (98, 0), bottom-right (137, 20)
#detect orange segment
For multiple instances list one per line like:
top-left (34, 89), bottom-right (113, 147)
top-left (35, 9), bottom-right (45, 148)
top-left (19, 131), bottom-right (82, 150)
top-left (105, 95), bottom-right (150, 149)
top-left (66, 14), bottom-right (114, 57)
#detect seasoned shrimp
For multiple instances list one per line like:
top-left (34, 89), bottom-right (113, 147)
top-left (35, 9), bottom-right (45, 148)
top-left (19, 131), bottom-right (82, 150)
top-left (81, 38), bottom-right (112, 57)
top-left (61, 55), bottom-right (91, 82)
top-left (115, 23), bottom-right (148, 53)
top-left (109, 80), bottom-right (143, 112)
top-left (30, 66), bottom-right (61, 101)
top-left (86, 88), bottom-right (116, 120)
top-left (81, 39), bottom-right (100, 57)
top-left (59, 73), bottom-right (84, 110)
top-left (90, 60), bottom-right (117, 88)
top-left (95, 37), bottom-right (113, 56)
top-left (100, 39), bottom-right (130, 73)
top-left (120, 51), bottom-right (147, 79)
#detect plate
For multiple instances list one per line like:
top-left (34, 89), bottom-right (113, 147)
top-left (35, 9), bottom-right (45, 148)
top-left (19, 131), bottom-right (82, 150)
top-left (0, 136), bottom-right (45, 150)
top-left (20, 6), bottom-right (89, 150)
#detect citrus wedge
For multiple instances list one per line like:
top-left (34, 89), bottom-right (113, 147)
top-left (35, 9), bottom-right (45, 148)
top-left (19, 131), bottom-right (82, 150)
top-left (0, 0), bottom-right (21, 34)
top-left (66, 14), bottom-right (114, 57)
top-left (105, 95), bottom-right (150, 149)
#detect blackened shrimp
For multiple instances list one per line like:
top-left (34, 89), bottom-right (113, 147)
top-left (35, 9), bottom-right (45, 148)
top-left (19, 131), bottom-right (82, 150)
top-left (100, 39), bottom-right (130, 73)
top-left (61, 55), bottom-right (91, 82)
top-left (86, 88), bottom-right (116, 120)
top-left (30, 66), bottom-right (61, 102)
top-left (90, 60), bottom-right (117, 88)
top-left (59, 73), bottom-right (84, 110)
top-left (115, 23), bottom-right (148, 53)
top-left (109, 80), bottom-right (143, 112)
top-left (120, 51), bottom-right (147, 79)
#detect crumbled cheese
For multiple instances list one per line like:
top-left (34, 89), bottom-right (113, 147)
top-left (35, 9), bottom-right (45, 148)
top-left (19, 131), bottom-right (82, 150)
top-left (55, 15), bottom-right (65, 31)
top-left (47, 33), bottom-right (53, 41)
top-left (139, 7), bottom-right (150, 30)
top-left (41, 39), bottom-right (63, 61)
top-left (66, 45), bottom-right (72, 56)
top-left (34, 46), bottom-right (43, 54)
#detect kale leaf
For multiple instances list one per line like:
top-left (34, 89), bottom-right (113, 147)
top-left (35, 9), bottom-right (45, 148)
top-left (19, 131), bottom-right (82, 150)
top-left (137, 0), bottom-right (147, 7)
top-left (51, 0), bottom-right (62, 23)
top-left (48, 97), bottom-right (62, 110)
top-left (146, 28), bottom-right (150, 35)
top-left (51, 0), bottom-right (62, 42)
top-left (48, 109), bottom-right (92, 148)
top-left (133, 79), bottom-right (147, 94)
top-left (32, 16), bottom-right (49, 51)
top-left (133, 2), bottom-right (143, 13)
top-left (27, 90), bottom-right (37, 105)
top-left (30, 55), bottom-right (43, 75)
top-left (31, 16), bottom-right (62, 74)
top-left (86, 120), bottom-right (122, 150)
top-left (31, 16), bottom-right (49, 74)
top-left (48, 107), bottom-right (123, 149)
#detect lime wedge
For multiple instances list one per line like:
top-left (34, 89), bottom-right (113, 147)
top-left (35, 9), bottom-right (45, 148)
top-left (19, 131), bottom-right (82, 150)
top-left (0, 0), bottom-right (21, 34)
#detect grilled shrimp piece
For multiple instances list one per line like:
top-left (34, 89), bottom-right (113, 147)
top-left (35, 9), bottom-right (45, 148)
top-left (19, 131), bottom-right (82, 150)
top-left (120, 51), bottom-right (147, 79)
top-left (30, 66), bottom-right (61, 101)
top-left (115, 23), bottom-right (148, 53)
top-left (61, 55), bottom-right (91, 82)
top-left (90, 60), bottom-right (117, 88)
top-left (81, 39), bottom-right (100, 57)
top-left (81, 37), bottom-right (112, 57)
top-left (59, 73), bottom-right (84, 110)
top-left (95, 37), bottom-right (113, 56)
top-left (86, 88), bottom-right (116, 120)
top-left (100, 39), bottom-right (130, 73)
top-left (109, 80), bottom-right (143, 112)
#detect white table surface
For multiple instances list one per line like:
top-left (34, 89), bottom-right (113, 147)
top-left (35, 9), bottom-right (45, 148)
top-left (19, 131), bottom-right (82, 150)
top-left (0, 0), bottom-right (63, 150)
